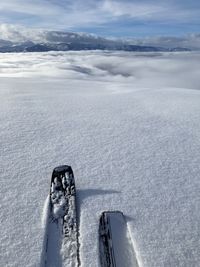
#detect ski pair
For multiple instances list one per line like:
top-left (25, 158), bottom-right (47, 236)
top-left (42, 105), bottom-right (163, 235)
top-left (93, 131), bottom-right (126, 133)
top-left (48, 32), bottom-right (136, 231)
top-left (45, 165), bottom-right (138, 267)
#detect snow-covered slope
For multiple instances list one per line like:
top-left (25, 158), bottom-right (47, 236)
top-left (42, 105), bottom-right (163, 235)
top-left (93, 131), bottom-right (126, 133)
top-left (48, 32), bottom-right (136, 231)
top-left (0, 51), bottom-right (200, 267)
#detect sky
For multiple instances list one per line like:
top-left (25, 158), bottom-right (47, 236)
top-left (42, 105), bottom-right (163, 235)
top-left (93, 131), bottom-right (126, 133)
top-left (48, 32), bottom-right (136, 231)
top-left (0, 0), bottom-right (200, 38)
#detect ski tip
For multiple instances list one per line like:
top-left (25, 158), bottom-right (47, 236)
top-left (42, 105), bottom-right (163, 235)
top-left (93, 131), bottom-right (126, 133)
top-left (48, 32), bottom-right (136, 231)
top-left (100, 210), bottom-right (124, 218)
top-left (51, 165), bottom-right (74, 181)
top-left (99, 211), bottom-right (125, 228)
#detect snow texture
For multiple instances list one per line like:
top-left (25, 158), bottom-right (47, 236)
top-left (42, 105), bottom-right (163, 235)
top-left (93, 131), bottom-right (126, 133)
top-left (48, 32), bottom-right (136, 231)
top-left (0, 51), bottom-right (200, 267)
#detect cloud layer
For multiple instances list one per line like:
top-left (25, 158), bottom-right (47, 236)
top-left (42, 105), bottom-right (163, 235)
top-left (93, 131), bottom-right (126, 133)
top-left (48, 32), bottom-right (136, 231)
top-left (0, 51), bottom-right (200, 91)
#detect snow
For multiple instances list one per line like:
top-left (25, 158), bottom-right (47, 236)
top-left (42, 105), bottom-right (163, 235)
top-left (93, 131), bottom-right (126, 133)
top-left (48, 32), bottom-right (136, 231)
top-left (41, 195), bottom-right (50, 229)
top-left (0, 51), bottom-right (200, 267)
top-left (51, 178), bottom-right (67, 219)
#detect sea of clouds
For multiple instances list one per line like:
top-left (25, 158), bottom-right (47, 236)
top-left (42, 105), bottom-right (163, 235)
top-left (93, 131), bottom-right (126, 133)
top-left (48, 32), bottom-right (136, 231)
top-left (0, 51), bottom-right (200, 91)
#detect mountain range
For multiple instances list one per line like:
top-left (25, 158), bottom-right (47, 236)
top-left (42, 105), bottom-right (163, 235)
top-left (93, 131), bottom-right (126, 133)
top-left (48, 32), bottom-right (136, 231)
top-left (0, 31), bottom-right (190, 53)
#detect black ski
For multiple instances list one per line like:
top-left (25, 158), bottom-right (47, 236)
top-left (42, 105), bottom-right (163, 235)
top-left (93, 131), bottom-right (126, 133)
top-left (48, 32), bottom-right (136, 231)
top-left (99, 211), bottom-right (138, 267)
top-left (43, 165), bottom-right (79, 267)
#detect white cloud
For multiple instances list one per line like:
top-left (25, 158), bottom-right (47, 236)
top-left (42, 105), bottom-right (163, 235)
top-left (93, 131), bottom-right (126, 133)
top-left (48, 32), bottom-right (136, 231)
top-left (101, 0), bottom-right (166, 19)
top-left (0, 0), bottom-right (199, 30)
top-left (0, 0), bottom-right (109, 29)
top-left (128, 34), bottom-right (200, 50)
top-left (101, 0), bottom-right (200, 23)
top-left (0, 1), bottom-right (60, 16)
top-left (0, 24), bottom-right (46, 42)
top-left (0, 51), bottom-right (200, 92)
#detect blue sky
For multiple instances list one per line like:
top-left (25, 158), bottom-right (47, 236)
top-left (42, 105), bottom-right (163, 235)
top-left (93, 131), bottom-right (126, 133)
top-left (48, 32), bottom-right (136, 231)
top-left (0, 0), bottom-right (200, 37)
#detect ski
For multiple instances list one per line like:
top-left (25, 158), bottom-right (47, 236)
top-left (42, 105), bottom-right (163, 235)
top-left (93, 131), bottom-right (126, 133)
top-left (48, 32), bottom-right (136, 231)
top-left (43, 165), bottom-right (79, 267)
top-left (99, 211), bottom-right (138, 267)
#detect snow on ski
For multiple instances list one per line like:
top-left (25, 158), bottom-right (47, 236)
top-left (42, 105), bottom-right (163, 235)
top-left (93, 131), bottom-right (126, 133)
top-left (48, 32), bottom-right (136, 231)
top-left (99, 211), bottom-right (139, 267)
top-left (42, 165), bottom-right (79, 267)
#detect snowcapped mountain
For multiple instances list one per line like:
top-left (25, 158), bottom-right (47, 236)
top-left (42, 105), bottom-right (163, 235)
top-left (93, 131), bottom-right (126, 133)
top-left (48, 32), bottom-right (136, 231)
top-left (0, 30), bottom-right (190, 52)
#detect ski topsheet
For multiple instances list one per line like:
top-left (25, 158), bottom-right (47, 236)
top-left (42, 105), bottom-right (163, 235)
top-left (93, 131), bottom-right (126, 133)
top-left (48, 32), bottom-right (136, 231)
top-left (99, 211), bottom-right (138, 267)
top-left (43, 165), bottom-right (79, 267)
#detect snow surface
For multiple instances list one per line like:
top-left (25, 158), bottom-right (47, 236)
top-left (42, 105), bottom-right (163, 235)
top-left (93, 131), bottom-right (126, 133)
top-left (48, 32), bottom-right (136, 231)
top-left (0, 51), bottom-right (200, 267)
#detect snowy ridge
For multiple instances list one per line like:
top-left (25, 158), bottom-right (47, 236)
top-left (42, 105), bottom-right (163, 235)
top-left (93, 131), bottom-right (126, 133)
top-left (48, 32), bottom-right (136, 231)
top-left (126, 224), bottom-right (143, 267)
top-left (41, 195), bottom-right (51, 229)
